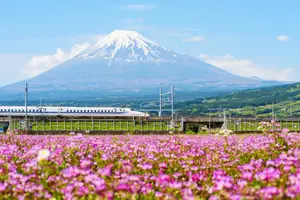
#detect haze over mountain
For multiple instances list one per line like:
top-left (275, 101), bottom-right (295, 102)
top-left (0, 30), bottom-right (282, 100)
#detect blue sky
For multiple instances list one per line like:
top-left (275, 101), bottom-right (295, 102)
top-left (0, 0), bottom-right (299, 86)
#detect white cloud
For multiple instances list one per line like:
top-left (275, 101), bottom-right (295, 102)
top-left (22, 43), bottom-right (90, 78)
top-left (122, 4), bottom-right (155, 11)
top-left (183, 36), bottom-right (205, 43)
top-left (22, 35), bottom-right (106, 78)
top-left (277, 35), bottom-right (289, 42)
top-left (0, 55), bottom-right (28, 86)
top-left (200, 54), bottom-right (295, 81)
top-left (121, 18), bottom-right (144, 25)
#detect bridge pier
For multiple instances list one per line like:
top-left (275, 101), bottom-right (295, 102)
top-left (0, 121), bottom-right (10, 133)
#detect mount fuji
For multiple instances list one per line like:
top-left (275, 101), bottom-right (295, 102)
top-left (1, 30), bottom-right (281, 100)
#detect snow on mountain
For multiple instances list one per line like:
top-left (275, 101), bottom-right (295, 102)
top-left (76, 30), bottom-right (181, 66)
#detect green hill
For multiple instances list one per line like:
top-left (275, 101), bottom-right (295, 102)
top-left (178, 82), bottom-right (300, 118)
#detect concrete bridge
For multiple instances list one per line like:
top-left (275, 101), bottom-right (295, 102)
top-left (1, 116), bottom-right (300, 133)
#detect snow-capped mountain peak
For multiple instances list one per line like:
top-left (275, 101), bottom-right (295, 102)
top-left (76, 30), bottom-right (179, 65)
top-left (96, 30), bottom-right (158, 50)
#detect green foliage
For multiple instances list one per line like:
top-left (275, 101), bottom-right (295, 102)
top-left (178, 82), bottom-right (300, 117)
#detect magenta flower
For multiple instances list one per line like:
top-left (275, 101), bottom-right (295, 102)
top-left (255, 167), bottom-right (281, 181)
top-left (80, 159), bottom-right (92, 169)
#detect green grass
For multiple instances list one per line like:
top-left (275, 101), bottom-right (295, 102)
top-left (11, 121), bottom-right (170, 132)
top-left (228, 121), bottom-right (300, 131)
top-left (184, 121), bottom-right (300, 133)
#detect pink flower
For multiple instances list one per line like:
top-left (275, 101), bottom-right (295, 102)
top-left (257, 186), bottom-right (282, 199)
top-left (80, 159), bottom-right (92, 169)
top-left (241, 172), bottom-right (253, 181)
top-left (99, 164), bottom-right (113, 177)
top-left (282, 128), bottom-right (289, 134)
top-left (0, 183), bottom-right (7, 192)
top-left (255, 167), bottom-right (281, 181)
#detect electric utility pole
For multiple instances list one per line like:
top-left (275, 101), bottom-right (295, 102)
top-left (159, 84), bottom-right (175, 128)
top-left (159, 84), bottom-right (163, 117)
top-left (25, 83), bottom-right (28, 131)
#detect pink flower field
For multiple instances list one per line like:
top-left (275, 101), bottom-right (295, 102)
top-left (0, 134), bottom-right (300, 199)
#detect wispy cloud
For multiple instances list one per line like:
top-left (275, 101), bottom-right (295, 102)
top-left (277, 35), bottom-right (289, 42)
top-left (200, 54), bottom-right (295, 81)
top-left (122, 4), bottom-right (155, 11)
top-left (183, 36), bottom-right (205, 43)
top-left (22, 35), bottom-right (106, 78)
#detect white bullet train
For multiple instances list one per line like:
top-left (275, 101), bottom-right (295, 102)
top-left (0, 106), bottom-right (149, 117)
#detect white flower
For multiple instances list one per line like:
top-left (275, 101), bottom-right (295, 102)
top-left (220, 129), bottom-right (233, 136)
top-left (37, 149), bottom-right (51, 162)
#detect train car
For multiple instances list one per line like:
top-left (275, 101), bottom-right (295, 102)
top-left (0, 106), bottom-right (149, 117)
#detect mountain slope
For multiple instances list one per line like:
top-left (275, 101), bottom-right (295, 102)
top-left (0, 30), bottom-right (283, 99)
top-left (178, 82), bottom-right (300, 118)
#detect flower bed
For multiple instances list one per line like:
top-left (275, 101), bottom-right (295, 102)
top-left (0, 134), bottom-right (299, 199)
